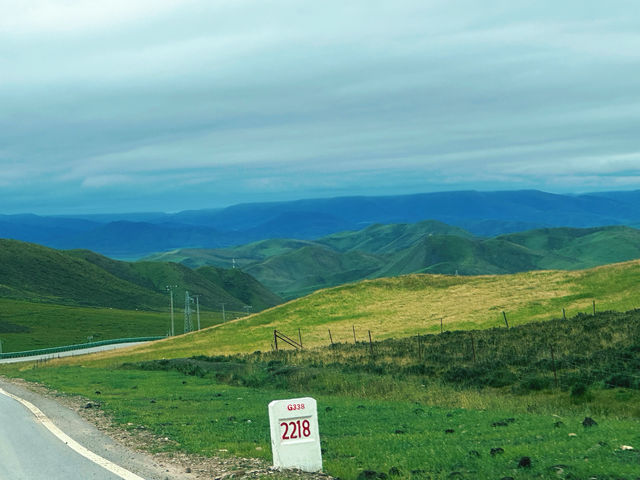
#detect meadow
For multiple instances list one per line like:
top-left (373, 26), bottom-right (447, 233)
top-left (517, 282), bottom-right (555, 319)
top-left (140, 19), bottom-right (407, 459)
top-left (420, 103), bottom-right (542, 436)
top-left (2, 263), bottom-right (640, 479)
top-left (61, 260), bottom-right (640, 365)
top-left (0, 298), bottom-right (234, 353)
top-left (3, 309), bottom-right (640, 479)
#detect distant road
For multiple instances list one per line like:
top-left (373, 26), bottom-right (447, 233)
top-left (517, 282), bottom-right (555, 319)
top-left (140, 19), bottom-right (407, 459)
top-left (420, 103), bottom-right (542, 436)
top-left (0, 342), bottom-right (149, 364)
top-left (0, 388), bottom-right (135, 479)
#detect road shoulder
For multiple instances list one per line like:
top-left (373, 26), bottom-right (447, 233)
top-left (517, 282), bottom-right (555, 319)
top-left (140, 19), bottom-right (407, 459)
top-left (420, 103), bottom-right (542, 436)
top-left (0, 375), bottom-right (330, 480)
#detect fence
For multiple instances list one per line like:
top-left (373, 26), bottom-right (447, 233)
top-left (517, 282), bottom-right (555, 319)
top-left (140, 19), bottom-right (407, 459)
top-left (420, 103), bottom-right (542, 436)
top-left (268, 309), bottom-right (640, 391)
top-left (0, 336), bottom-right (164, 360)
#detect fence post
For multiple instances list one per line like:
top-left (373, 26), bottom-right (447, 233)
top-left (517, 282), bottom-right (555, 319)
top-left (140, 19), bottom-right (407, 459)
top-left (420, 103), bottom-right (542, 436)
top-left (274, 330), bottom-right (278, 351)
top-left (562, 308), bottom-right (566, 320)
top-left (470, 332), bottom-right (476, 363)
top-left (502, 311), bottom-right (509, 329)
top-left (417, 334), bottom-right (422, 360)
top-left (440, 317), bottom-right (443, 334)
top-left (592, 300), bottom-right (596, 315)
top-left (328, 329), bottom-right (334, 346)
top-left (298, 328), bottom-right (303, 349)
top-left (550, 344), bottom-right (558, 389)
top-left (353, 325), bottom-right (357, 344)
top-left (368, 330), bottom-right (373, 355)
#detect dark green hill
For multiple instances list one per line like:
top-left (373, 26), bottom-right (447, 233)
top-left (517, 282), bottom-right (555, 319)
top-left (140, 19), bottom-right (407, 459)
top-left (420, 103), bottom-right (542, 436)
top-left (317, 220), bottom-right (473, 254)
top-left (500, 226), bottom-right (640, 269)
top-left (244, 245), bottom-right (385, 299)
top-left (144, 239), bottom-right (317, 270)
top-left (195, 266), bottom-right (283, 311)
top-left (0, 239), bottom-right (162, 309)
top-left (0, 240), bottom-right (283, 311)
top-left (141, 223), bottom-right (640, 300)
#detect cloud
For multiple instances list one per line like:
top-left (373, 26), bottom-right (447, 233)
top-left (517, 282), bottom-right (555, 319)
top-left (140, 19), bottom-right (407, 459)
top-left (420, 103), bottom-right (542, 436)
top-left (1, 1), bottom-right (640, 214)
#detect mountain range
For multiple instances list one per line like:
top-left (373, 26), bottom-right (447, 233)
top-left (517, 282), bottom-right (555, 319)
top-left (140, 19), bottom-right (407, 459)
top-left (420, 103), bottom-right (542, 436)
top-left (2, 189), bottom-right (640, 257)
top-left (145, 222), bottom-right (640, 299)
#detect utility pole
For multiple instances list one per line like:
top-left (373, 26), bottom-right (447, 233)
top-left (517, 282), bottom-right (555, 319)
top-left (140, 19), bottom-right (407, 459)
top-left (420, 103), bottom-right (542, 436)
top-left (166, 285), bottom-right (177, 336)
top-left (193, 295), bottom-right (201, 330)
top-left (184, 291), bottom-right (193, 333)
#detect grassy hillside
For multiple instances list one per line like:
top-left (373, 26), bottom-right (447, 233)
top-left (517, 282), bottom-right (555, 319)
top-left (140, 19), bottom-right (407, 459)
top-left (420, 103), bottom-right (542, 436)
top-left (502, 226), bottom-right (640, 269)
top-left (0, 240), bottom-right (282, 312)
top-left (195, 266), bottom-right (283, 311)
top-left (4, 260), bottom-right (640, 479)
top-left (243, 245), bottom-right (385, 299)
top-left (0, 299), bottom-right (170, 351)
top-left (5, 302), bottom-right (639, 479)
top-left (0, 239), bottom-right (164, 309)
top-left (59, 259), bottom-right (640, 364)
top-left (316, 220), bottom-right (473, 253)
top-left (143, 224), bottom-right (640, 300)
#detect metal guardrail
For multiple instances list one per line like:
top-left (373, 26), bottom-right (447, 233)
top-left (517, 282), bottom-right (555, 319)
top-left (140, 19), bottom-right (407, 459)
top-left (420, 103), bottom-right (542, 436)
top-left (0, 336), bottom-right (165, 359)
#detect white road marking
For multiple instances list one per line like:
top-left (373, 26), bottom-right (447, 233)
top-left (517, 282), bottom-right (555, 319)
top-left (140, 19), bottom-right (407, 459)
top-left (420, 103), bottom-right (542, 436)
top-left (0, 387), bottom-right (146, 480)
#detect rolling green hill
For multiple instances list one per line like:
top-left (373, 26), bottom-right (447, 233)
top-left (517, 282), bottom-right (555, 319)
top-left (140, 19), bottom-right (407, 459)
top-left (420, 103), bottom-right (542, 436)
top-left (62, 258), bottom-right (640, 363)
top-left (0, 239), bottom-right (163, 309)
top-left (316, 220), bottom-right (473, 253)
top-left (144, 223), bottom-right (640, 299)
top-left (243, 245), bottom-right (385, 299)
top-left (0, 239), bottom-right (283, 312)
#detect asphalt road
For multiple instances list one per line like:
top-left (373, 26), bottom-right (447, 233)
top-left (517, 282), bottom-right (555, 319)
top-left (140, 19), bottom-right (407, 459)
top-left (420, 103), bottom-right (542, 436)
top-left (0, 342), bottom-right (150, 364)
top-left (0, 378), bottom-right (187, 480)
top-left (0, 389), bottom-right (127, 479)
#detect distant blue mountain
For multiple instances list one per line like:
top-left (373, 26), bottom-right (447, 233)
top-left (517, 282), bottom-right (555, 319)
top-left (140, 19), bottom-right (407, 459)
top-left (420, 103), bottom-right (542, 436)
top-left (1, 189), bottom-right (639, 257)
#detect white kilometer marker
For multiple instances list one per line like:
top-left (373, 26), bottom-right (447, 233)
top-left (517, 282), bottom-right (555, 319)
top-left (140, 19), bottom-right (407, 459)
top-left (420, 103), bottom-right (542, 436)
top-left (0, 387), bottom-right (146, 480)
top-left (268, 397), bottom-right (322, 473)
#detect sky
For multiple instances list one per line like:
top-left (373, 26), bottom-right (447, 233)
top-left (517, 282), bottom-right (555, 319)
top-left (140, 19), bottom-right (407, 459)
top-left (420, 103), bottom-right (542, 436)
top-left (1, 0), bottom-right (640, 214)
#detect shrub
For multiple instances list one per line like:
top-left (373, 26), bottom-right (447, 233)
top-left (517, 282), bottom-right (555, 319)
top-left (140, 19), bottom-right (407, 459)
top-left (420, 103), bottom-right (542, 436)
top-left (570, 383), bottom-right (588, 398)
top-left (605, 374), bottom-right (633, 389)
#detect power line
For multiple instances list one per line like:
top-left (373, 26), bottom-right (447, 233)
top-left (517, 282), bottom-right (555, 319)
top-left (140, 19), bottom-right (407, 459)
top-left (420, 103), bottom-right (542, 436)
top-left (192, 295), bottom-right (201, 330)
top-left (165, 285), bottom-right (177, 336)
top-left (184, 291), bottom-right (193, 334)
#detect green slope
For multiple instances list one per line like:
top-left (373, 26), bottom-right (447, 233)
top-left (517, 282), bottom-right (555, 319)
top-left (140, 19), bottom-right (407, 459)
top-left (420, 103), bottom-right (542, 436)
top-left (0, 239), bottom-right (163, 309)
top-left (63, 259), bottom-right (640, 362)
top-left (0, 239), bottom-right (283, 312)
top-left (501, 226), bottom-right (640, 269)
top-left (195, 266), bottom-right (283, 311)
top-left (244, 244), bottom-right (385, 299)
top-left (140, 223), bottom-right (640, 300)
top-left (317, 220), bottom-right (473, 253)
top-left (143, 239), bottom-right (316, 270)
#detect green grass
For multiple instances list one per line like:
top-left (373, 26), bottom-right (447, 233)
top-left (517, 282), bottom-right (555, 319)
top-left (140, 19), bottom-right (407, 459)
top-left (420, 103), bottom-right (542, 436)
top-left (62, 260), bottom-right (640, 364)
top-left (4, 361), bottom-right (639, 479)
top-left (3, 309), bottom-right (639, 478)
top-left (3, 262), bottom-right (640, 478)
top-left (0, 298), bottom-right (240, 352)
top-left (0, 239), bottom-right (283, 311)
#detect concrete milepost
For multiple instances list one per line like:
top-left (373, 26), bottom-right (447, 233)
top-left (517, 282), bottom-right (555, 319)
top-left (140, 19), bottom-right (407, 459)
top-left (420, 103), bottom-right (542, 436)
top-left (268, 397), bottom-right (322, 472)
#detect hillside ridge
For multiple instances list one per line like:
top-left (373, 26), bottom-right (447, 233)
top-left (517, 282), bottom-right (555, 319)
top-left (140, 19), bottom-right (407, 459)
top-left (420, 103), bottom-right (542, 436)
top-left (0, 239), bottom-right (282, 312)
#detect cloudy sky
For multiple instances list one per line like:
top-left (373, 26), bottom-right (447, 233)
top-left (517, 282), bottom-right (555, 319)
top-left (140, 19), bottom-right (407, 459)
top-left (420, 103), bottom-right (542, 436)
top-left (2, 1), bottom-right (640, 214)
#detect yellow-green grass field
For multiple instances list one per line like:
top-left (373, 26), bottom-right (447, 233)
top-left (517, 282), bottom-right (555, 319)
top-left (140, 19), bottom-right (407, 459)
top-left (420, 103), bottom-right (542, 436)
top-left (53, 259), bottom-right (640, 366)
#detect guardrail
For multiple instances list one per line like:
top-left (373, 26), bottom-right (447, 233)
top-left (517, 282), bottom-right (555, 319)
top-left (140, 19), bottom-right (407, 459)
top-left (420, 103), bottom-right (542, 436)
top-left (0, 336), bottom-right (165, 359)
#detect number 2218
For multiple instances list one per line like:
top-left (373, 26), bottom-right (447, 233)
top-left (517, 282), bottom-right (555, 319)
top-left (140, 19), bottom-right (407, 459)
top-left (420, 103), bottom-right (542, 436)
top-left (280, 419), bottom-right (311, 440)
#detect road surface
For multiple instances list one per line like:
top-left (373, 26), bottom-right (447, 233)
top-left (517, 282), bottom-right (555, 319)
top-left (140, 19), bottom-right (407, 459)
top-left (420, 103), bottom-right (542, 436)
top-left (0, 342), bottom-right (150, 364)
top-left (0, 378), bottom-right (187, 480)
top-left (0, 388), bottom-right (136, 479)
